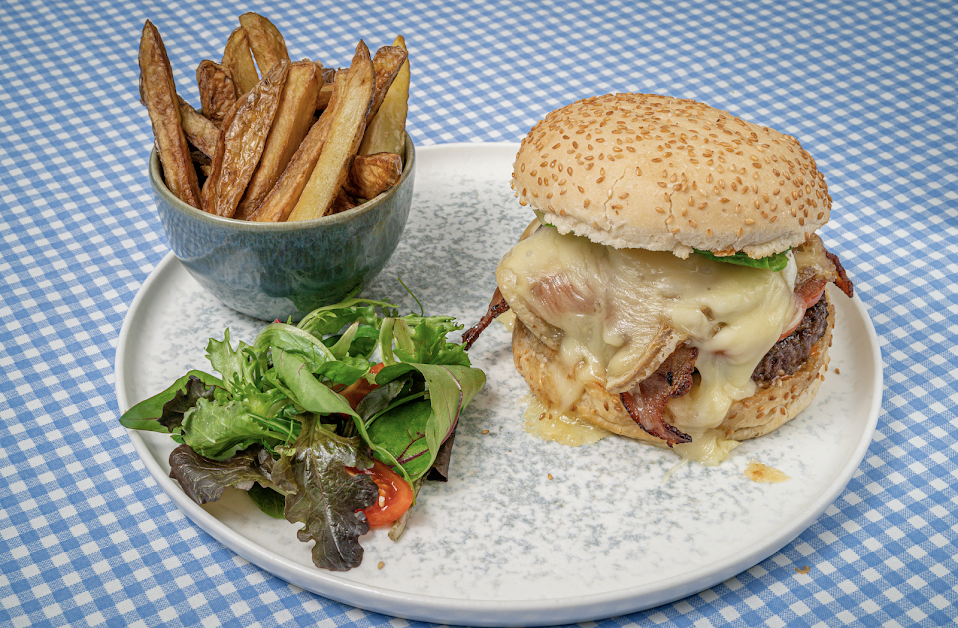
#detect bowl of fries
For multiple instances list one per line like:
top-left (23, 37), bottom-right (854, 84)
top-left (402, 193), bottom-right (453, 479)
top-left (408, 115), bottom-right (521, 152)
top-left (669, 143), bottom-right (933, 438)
top-left (139, 14), bottom-right (415, 321)
top-left (150, 132), bottom-right (414, 321)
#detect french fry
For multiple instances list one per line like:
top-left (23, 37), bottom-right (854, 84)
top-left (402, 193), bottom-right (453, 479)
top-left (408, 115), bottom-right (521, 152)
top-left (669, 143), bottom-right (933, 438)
top-left (191, 149), bottom-right (212, 178)
top-left (287, 41), bottom-right (375, 222)
top-left (250, 72), bottom-right (344, 222)
top-left (196, 59), bottom-right (237, 124)
top-left (222, 27), bottom-right (259, 95)
top-left (320, 66), bottom-right (338, 84)
top-left (177, 96), bottom-right (219, 158)
top-left (368, 45), bottom-right (407, 121)
top-left (235, 60), bottom-right (322, 220)
top-left (344, 152), bottom-right (402, 200)
top-left (315, 81), bottom-right (335, 111)
top-left (202, 60), bottom-right (289, 217)
top-left (359, 35), bottom-right (409, 158)
top-left (139, 15), bottom-right (410, 222)
top-left (239, 12), bottom-right (289, 74)
top-left (329, 189), bottom-right (359, 215)
top-left (139, 20), bottom-right (202, 209)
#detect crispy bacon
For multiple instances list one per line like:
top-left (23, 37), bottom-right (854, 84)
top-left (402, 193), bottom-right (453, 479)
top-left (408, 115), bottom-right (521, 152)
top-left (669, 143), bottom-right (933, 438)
top-left (462, 287), bottom-right (510, 350)
top-left (794, 277), bottom-right (827, 308)
top-left (620, 344), bottom-right (698, 447)
top-left (824, 250), bottom-right (854, 298)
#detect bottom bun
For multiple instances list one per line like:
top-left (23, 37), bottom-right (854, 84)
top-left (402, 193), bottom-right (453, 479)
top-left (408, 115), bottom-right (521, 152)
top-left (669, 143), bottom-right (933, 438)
top-left (512, 297), bottom-right (835, 446)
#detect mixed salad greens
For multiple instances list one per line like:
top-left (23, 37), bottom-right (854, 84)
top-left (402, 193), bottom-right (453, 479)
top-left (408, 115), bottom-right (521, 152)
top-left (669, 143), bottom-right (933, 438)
top-left (120, 295), bottom-right (486, 571)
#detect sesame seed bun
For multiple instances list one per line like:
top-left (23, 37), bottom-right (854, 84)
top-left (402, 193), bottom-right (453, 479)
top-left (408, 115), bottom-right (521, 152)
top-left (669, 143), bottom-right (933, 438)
top-left (511, 296), bottom-right (834, 445)
top-left (512, 93), bottom-right (832, 258)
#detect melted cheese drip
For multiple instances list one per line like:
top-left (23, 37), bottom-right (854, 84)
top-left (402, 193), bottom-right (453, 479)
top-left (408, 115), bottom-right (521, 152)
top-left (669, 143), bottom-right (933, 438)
top-left (744, 460), bottom-right (791, 483)
top-left (521, 395), bottom-right (613, 447)
top-left (497, 227), bottom-right (798, 439)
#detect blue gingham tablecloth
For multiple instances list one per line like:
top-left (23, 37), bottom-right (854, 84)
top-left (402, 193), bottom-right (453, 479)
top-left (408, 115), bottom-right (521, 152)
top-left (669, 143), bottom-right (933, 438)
top-left (2, 0), bottom-right (956, 626)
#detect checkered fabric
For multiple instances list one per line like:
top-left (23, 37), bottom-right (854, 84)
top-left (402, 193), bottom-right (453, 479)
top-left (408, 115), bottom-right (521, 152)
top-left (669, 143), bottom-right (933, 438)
top-left (1, 0), bottom-right (956, 626)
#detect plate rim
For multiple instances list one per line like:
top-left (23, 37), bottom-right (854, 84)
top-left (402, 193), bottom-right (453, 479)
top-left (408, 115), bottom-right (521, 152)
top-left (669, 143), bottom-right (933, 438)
top-left (115, 142), bottom-right (883, 626)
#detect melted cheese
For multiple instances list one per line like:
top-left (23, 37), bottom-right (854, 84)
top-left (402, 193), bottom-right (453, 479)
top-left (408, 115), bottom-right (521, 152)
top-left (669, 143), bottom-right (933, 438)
top-left (521, 395), bottom-right (613, 447)
top-left (497, 226), bottom-right (798, 437)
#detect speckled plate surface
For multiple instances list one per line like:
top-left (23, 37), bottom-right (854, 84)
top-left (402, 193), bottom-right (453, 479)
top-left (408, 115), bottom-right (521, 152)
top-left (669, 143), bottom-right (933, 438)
top-left (115, 143), bottom-right (882, 627)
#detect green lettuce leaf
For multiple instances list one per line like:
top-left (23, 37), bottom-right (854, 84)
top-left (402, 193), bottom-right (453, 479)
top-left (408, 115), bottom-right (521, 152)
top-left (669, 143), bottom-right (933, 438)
top-left (359, 362), bottom-right (485, 482)
top-left (694, 249), bottom-right (790, 271)
top-left (119, 371), bottom-right (222, 433)
top-left (247, 484), bottom-right (286, 519)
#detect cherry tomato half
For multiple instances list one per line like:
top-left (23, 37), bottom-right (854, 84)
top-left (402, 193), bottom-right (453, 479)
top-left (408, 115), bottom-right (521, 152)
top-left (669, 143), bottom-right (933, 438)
top-left (338, 363), bottom-right (386, 409)
top-left (347, 459), bottom-right (414, 527)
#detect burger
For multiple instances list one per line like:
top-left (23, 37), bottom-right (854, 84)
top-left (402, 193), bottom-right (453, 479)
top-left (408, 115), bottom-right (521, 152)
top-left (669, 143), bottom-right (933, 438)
top-left (464, 93), bottom-right (854, 464)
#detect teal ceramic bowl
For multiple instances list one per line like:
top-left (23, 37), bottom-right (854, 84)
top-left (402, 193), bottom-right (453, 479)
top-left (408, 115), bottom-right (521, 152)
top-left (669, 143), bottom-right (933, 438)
top-left (150, 134), bottom-right (415, 321)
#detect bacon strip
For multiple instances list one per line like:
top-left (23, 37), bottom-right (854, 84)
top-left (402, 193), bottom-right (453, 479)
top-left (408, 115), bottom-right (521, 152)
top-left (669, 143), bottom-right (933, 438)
top-left (620, 345), bottom-right (698, 447)
top-left (462, 287), bottom-right (510, 350)
top-left (824, 250), bottom-right (854, 298)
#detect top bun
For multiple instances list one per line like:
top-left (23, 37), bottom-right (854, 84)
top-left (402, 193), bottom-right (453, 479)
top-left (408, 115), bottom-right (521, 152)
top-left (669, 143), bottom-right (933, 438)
top-left (512, 93), bottom-right (831, 258)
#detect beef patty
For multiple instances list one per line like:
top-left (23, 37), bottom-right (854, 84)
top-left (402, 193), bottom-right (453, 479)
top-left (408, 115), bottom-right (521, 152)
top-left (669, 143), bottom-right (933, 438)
top-left (752, 295), bottom-right (830, 383)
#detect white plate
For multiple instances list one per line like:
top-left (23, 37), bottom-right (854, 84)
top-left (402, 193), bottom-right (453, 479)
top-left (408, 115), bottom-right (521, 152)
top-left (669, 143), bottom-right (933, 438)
top-left (115, 143), bottom-right (882, 626)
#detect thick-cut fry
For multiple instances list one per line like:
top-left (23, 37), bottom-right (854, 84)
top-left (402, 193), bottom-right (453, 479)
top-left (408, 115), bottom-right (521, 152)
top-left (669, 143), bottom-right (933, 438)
top-left (191, 149), bottom-right (212, 178)
top-left (222, 27), bottom-right (259, 95)
top-left (344, 153), bottom-right (402, 200)
top-left (250, 72), bottom-right (344, 222)
top-left (287, 41), bottom-right (375, 222)
top-left (315, 81), bottom-right (335, 111)
top-left (202, 60), bottom-right (289, 217)
top-left (311, 62), bottom-right (336, 83)
top-left (239, 12), bottom-right (289, 74)
top-left (312, 66), bottom-right (340, 111)
top-left (329, 189), bottom-right (359, 215)
top-left (359, 35), bottom-right (409, 158)
top-left (140, 16), bottom-right (410, 223)
top-left (235, 60), bottom-right (322, 220)
top-left (177, 96), bottom-right (219, 158)
top-left (196, 59), bottom-right (237, 124)
top-left (367, 45), bottom-right (407, 121)
top-left (139, 20), bottom-right (202, 209)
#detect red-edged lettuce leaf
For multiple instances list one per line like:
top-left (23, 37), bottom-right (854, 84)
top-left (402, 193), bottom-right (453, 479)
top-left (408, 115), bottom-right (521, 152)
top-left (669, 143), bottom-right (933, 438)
top-left (168, 444), bottom-right (278, 504)
top-left (272, 415), bottom-right (379, 572)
